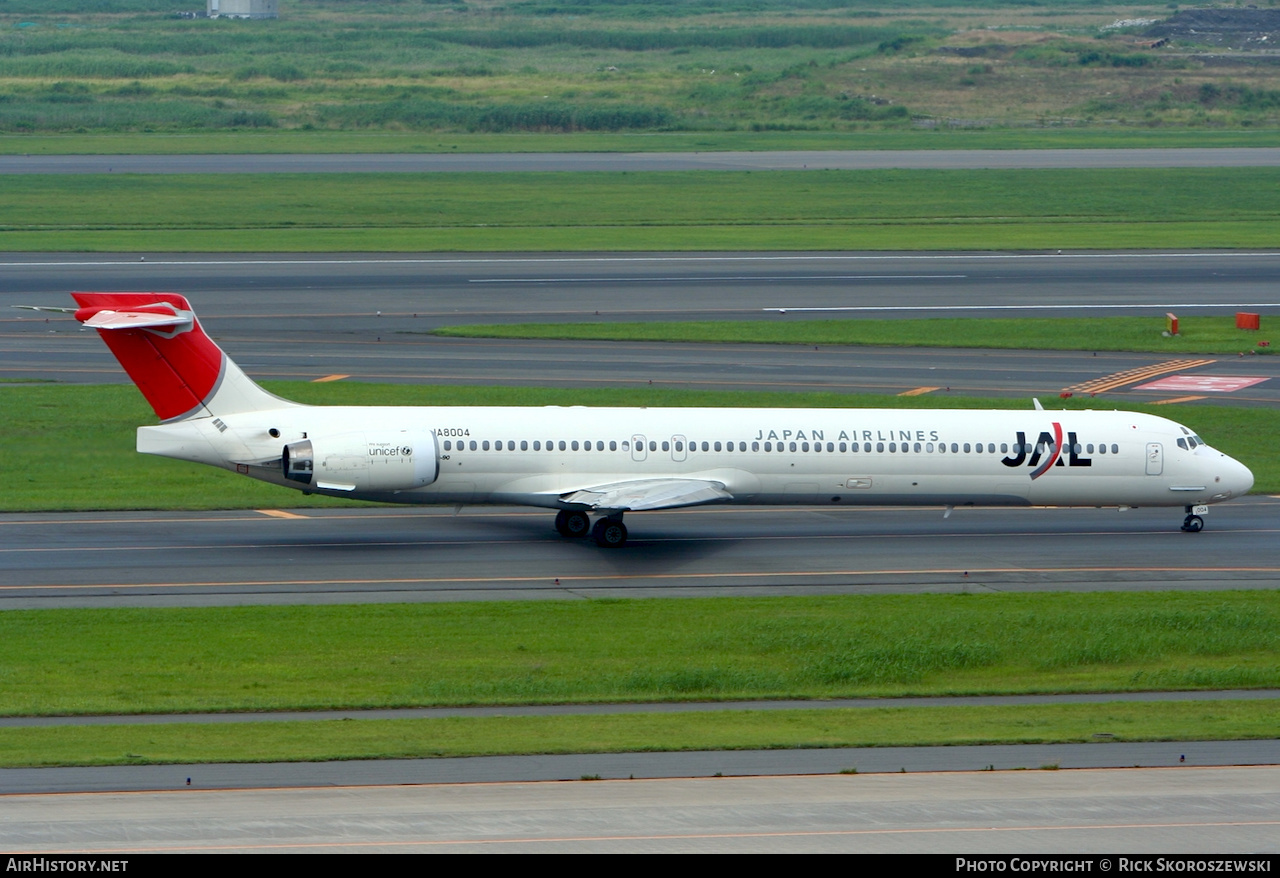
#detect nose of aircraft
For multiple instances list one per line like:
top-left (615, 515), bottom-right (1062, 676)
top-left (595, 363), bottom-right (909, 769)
top-left (1217, 453), bottom-right (1254, 500)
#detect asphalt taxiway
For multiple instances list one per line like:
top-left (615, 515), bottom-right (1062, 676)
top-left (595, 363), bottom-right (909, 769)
top-left (3, 146), bottom-right (1280, 174)
top-left (2, 250), bottom-right (1277, 831)
top-left (2, 500), bottom-right (1277, 609)
top-left (4, 251), bottom-right (1280, 404)
top-left (4, 766), bottom-right (1277, 853)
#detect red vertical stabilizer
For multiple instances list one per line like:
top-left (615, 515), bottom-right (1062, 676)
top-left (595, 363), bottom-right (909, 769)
top-left (73, 292), bottom-right (224, 421)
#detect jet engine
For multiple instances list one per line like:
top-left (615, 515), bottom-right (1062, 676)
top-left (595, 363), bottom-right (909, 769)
top-left (283, 429), bottom-right (438, 493)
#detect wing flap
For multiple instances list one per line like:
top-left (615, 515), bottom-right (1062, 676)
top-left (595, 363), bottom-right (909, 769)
top-left (563, 478), bottom-right (732, 512)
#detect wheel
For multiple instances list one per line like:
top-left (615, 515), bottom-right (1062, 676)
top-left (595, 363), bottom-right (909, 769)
top-left (592, 517), bottom-right (628, 548)
top-left (555, 510), bottom-right (591, 538)
top-left (1181, 515), bottom-right (1204, 533)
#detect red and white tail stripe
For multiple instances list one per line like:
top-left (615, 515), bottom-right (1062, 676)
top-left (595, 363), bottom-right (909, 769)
top-left (73, 292), bottom-right (294, 421)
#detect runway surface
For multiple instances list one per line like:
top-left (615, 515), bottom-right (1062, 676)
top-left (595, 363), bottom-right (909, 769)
top-left (4, 251), bottom-right (1280, 405)
top-left (4, 250), bottom-right (1278, 822)
top-left (3, 147), bottom-right (1280, 174)
top-left (4, 766), bottom-right (1278, 852)
top-left (3, 500), bottom-right (1277, 609)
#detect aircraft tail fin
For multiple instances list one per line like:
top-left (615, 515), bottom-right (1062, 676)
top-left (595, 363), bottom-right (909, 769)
top-left (72, 292), bottom-right (296, 422)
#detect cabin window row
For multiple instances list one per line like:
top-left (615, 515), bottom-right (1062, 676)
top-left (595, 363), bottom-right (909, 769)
top-left (440, 439), bottom-right (1122, 455)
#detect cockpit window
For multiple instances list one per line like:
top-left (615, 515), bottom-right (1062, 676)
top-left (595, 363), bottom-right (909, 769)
top-left (1177, 438), bottom-right (1188, 450)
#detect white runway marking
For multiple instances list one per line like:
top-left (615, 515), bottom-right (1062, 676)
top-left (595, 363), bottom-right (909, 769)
top-left (766, 303), bottom-right (1280, 312)
top-left (471, 274), bottom-right (966, 283)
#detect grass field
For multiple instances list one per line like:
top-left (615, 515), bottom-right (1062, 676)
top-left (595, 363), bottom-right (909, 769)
top-left (3, 700), bottom-right (1277, 768)
top-left (2, 381), bottom-right (1276, 512)
top-left (1, 167), bottom-right (1278, 251)
top-left (0, 1), bottom-right (1278, 142)
top-left (435, 315), bottom-right (1280, 355)
top-left (2, 593), bottom-right (1277, 716)
top-left (2, 592), bottom-right (1279, 766)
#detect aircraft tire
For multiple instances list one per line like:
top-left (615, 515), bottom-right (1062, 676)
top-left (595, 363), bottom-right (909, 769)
top-left (555, 510), bottom-right (591, 538)
top-left (592, 518), bottom-right (628, 548)
top-left (1181, 515), bottom-right (1205, 533)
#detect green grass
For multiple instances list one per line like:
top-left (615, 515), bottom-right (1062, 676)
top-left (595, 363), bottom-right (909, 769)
top-left (2, 700), bottom-right (1277, 768)
top-left (1, 382), bottom-right (1276, 511)
top-left (0, 1), bottom-right (1278, 137)
top-left (0, 168), bottom-right (1278, 251)
top-left (434, 316), bottom-right (1280, 355)
top-left (1, 593), bottom-right (1278, 717)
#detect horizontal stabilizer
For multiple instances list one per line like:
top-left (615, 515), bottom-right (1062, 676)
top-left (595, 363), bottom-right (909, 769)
top-left (12, 305), bottom-right (78, 314)
top-left (563, 477), bottom-right (732, 512)
top-left (82, 307), bottom-right (193, 332)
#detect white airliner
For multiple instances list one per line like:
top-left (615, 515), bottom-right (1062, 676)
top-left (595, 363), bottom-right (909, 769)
top-left (61, 292), bottom-right (1253, 546)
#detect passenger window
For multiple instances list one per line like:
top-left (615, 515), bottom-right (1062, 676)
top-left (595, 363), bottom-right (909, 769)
top-left (765, 442), bottom-right (772, 451)
top-left (715, 441), bottom-right (722, 452)
top-left (876, 442), bottom-right (884, 452)
top-left (802, 442), bottom-right (809, 452)
top-left (558, 440), bottom-right (566, 451)
top-left (752, 441), bottom-right (760, 452)
top-left (597, 441), bottom-right (604, 451)
top-left (521, 440), bottom-right (528, 451)
top-left (675, 441), bottom-right (683, 452)
top-left (1111, 444), bottom-right (1119, 454)
top-left (649, 440), bottom-right (657, 452)
top-left (963, 443), bottom-right (970, 453)
top-left (662, 441), bottom-right (670, 452)
top-left (571, 441), bottom-right (579, 451)
top-left (789, 442), bottom-right (797, 452)
top-left (702, 441), bottom-right (709, 452)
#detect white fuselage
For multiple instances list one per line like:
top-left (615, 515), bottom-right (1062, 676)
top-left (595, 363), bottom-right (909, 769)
top-left (137, 404), bottom-right (1254, 512)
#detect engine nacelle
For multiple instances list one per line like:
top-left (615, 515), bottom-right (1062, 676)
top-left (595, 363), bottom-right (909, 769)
top-left (283, 429), bottom-right (438, 493)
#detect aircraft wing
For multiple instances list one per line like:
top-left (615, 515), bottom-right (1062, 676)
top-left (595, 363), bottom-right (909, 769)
top-left (562, 478), bottom-right (732, 512)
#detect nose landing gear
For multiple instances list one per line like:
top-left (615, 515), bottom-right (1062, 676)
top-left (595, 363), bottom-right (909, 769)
top-left (1181, 505), bottom-right (1206, 533)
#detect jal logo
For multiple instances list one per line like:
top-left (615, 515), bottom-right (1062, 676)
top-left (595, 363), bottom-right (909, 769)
top-left (1001, 423), bottom-right (1091, 480)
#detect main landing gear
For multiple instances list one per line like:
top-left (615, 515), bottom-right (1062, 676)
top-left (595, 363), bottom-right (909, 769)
top-left (1181, 504), bottom-right (1206, 533)
top-left (554, 510), bottom-right (628, 548)
top-left (591, 516), bottom-right (628, 548)
top-left (554, 510), bottom-right (591, 539)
